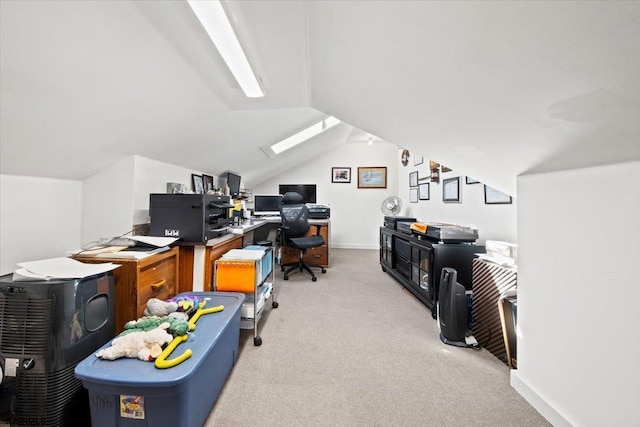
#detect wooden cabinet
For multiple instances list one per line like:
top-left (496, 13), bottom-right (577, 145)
top-left (76, 247), bottom-right (179, 334)
top-left (281, 221), bottom-right (330, 267)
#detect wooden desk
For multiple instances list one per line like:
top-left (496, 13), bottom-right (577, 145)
top-left (280, 220), bottom-right (330, 268)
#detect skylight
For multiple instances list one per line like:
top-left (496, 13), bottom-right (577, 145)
top-left (265, 117), bottom-right (341, 157)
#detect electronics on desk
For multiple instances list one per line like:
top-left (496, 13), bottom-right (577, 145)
top-left (149, 194), bottom-right (234, 242)
top-left (253, 194), bottom-right (283, 216)
top-left (383, 216), bottom-right (417, 230)
top-left (418, 223), bottom-right (478, 243)
top-left (307, 204), bottom-right (330, 219)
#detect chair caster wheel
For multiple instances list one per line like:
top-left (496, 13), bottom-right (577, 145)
top-left (321, 269), bottom-right (326, 274)
top-left (312, 276), bottom-right (317, 282)
top-left (382, 267), bottom-right (387, 272)
top-left (272, 301), bottom-right (279, 308)
top-left (281, 266), bottom-right (285, 272)
top-left (254, 336), bottom-right (262, 346)
top-left (284, 275), bottom-right (289, 280)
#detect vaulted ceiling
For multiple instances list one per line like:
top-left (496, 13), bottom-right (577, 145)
top-left (2, 1), bottom-right (639, 196)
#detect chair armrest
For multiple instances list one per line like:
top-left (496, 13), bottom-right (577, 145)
top-left (312, 224), bottom-right (322, 236)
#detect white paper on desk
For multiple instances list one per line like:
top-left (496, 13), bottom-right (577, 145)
top-left (94, 246), bottom-right (170, 259)
top-left (128, 236), bottom-right (178, 247)
top-left (16, 257), bottom-right (120, 280)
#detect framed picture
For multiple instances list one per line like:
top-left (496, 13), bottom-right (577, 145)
top-left (442, 176), bottom-right (460, 202)
top-left (484, 185), bottom-right (512, 204)
top-left (191, 174), bottom-right (204, 194)
top-left (409, 171), bottom-right (418, 187)
top-left (410, 188), bottom-right (418, 203)
top-left (332, 167), bottom-right (351, 183)
top-left (414, 154), bottom-right (424, 166)
top-left (419, 183), bottom-right (430, 200)
top-left (358, 167), bottom-right (387, 189)
top-left (466, 176), bottom-right (480, 185)
top-left (202, 174), bottom-right (214, 193)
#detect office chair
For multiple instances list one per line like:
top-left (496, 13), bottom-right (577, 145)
top-left (279, 192), bottom-right (326, 282)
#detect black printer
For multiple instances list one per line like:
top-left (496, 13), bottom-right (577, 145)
top-left (307, 204), bottom-right (330, 219)
top-left (149, 194), bottom-right (233, 242)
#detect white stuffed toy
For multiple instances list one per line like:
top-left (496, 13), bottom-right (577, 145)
top-left (96, 324), bottom-right (173, 361)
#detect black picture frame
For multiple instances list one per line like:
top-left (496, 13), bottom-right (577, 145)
top-left (419, 183), bottom-right (430, 200)
top-left (484, 185), bottom-right (512, 204)
top-left (332, 167), bottom-right (351, 183)
top-left (409, 171), bottom-right (418, 187)
top-left (192, 174), bottom-right (204, 194)
top-left (465, 176), bottom-right (480, 185)
top-left (202, 174), bottom-right (214, 193)
top-left (409, 188), bottom-right (418, 203)
top-left (442, 176), bottom-right (460, 202)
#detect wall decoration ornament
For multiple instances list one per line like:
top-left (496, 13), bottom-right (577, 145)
top-left (410, 188), bottom-right (418, 203)
top-left (401, 149), bottom-right (410, 166)
top-left (429, 160), bottom-right (440, 183)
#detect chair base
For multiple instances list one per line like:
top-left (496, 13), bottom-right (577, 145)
top-left (281, 258), bottom-right (326, 282)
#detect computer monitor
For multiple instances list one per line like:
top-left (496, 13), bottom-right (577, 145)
top-left (278, 184), bottom-right (316, 204)
top-left (226, 172), bottom-right (241, 198)
top-left (253, 194), bottom-right (283, 216)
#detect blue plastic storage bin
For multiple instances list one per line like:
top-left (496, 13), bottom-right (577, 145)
top-left (74, 292), bottom-right (244, 427)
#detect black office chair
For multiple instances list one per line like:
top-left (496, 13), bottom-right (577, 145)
top-left (279, 192), bottom-right (326, 282)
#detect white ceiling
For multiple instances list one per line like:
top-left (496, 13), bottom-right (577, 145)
top-left (2, 1), bottom-right (639, 195)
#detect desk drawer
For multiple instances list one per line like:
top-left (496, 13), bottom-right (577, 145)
top-left (281, 245), bottom-right (329, 267)
top-left (138, 255), bottom-right (178, 316)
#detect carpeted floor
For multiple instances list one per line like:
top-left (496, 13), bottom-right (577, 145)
top-left (204, 249), bottom-right (551, 427)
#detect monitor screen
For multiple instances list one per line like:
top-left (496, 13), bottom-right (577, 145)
top-left (253, 194), bottom-right (283, 216)
top-left (226, 172), bottom-right (241, 197)
top-left (278, 184), bottom-right (317, 204)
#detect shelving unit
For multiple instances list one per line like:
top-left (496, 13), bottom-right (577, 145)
top-left (214, 246), bottom-right (278, 346)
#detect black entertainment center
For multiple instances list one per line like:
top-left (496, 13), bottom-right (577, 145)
top-left (379, 225), bottom-right (485, 319)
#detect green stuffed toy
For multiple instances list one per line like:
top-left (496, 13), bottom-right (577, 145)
top-left (121, 315), bottom-right (189, 337)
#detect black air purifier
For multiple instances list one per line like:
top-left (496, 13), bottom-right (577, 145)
top-left (438, 267), bottom-right (474, 348)
top-left (0, 272), bottom-right (116, 427)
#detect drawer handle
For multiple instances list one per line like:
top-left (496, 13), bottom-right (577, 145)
top-left (151, 279), bottom-right (167, 291)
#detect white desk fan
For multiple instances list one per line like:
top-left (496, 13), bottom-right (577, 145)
top-left (381, 196), bottom-right (403, 216)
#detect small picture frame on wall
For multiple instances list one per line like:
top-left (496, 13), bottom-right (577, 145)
top-left (202, 174), bottom-right (214, 193)
top-left (419, 183), bottom-right (430, 200)
top-left (332, 167), bottom-right (351, 183)
top-left (484, 185), bottom-right (512, 204)
top-left (442, 177), bottom-right (460, 202)
top-left (465, 176), bottom-right (480, 185)
top-left (192, 174), bottom-right (204, 194)
top-left (410, 188), bottom-right (418, 203)
top-left (409, 171), bottom-right (418, 187)
top-left (414, 154), bottom-right (424, 166)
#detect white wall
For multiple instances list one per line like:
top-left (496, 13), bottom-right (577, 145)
top-left (399, 153), bottom-right (517, 244)
top-left (81, 156), bottom-right (135, 243)
top-left (253, 142), bottom-right (399, 249)
top-left (0, 174), bottom-right (82, 275)
top-left (514, 161), bottom-right (640, 427)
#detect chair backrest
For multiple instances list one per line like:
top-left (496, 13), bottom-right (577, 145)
top-left (280, 192), bottom-right (310, 238)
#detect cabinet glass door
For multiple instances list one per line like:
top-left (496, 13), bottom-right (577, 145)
top-left (411, 244), bottom-right (434, 300)
top-left (380, 230), bottom-right (392, 264)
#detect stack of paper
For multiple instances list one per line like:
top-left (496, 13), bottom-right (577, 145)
top-left (69, 236), bottom-right (178, 260)
top-left (12, 257), bottom-right (120, 281)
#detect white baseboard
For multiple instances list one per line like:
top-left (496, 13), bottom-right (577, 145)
top-left (511, 371), bottom-right (572, 427)
top-left (330, 244), bottom-right (378, 250)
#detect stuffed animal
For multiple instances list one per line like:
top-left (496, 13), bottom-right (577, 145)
top-left (122, 315), bottom-right (189, 337)
top-left (96, 324), bottom-right (173, 361)
top-left (166, 295), bottom-right (202, 316)
top-left (143, 298), bottom-right (178, 317)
